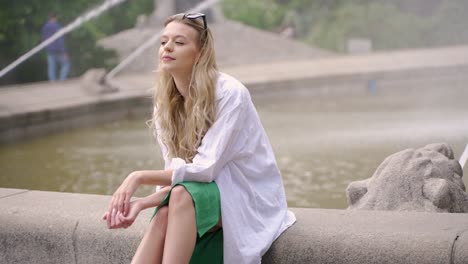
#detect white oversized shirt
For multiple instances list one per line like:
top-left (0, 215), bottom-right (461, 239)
top-left (155, 72), bottom-right (296, 264)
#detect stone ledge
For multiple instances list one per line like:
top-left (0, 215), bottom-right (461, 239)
top-left (1, 188), bottom-right (467, 264)
top-left (263, 208), bottom-right (468, 264)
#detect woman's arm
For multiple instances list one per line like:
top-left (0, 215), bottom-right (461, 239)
top-left (104, 169), bottom-right (173, 229)
top-left (104, 186), bottom-right (171, 229)
top-left (134, 169), bottom-right (173, 186)
top-left (134, 185), bottom-right (171, 210)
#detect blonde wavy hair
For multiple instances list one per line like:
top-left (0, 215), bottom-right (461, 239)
top-left (152, 14), bottom-right (218, 163)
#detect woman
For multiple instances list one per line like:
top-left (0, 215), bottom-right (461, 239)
top-left (102, 13), bottom-right (296, 264)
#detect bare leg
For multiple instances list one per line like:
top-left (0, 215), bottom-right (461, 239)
top-left (132, 206), bottom-right (169, 264)
top-left (162, 186), bottom-right (197, 264)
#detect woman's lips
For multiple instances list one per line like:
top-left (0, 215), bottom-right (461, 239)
top-left (162, 56), bottom-right (175, 61)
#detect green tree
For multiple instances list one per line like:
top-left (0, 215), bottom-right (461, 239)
top-left (221, 0), bottom-right (468, 52)
top-left (308, 2), bottom-right (427, 51)
top-left (0, 0), bottom-right (154, 86)
top-left (221, 0), bottom-right (286, 30)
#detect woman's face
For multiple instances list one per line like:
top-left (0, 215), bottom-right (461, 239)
top-left (159, 21), bottom-right (201, 76)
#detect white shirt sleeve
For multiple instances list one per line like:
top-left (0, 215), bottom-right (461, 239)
top-left (170, 85), bottom-right (248, 185)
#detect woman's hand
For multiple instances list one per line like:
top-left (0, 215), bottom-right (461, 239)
top-left (117, 200), bottom-right (143, 228)
top-left (102, 200), bottom-right (142, 229)
top-left (105, 171), bottom-right (141, 228)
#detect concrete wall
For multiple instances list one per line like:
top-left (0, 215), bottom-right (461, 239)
top-left (1, 188), bottom-right (467, 264)
top-left (0, 87), bottom-right (152, 144)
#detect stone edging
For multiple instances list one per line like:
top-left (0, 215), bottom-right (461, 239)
top-left (1, 188), bottom-right (467, 263)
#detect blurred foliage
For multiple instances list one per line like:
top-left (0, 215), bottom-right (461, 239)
top-left (221, 0), bottom-right (286, 30)
top-left (307, 2), bottom-right (429, 52)
top-left (0, 0), bottom-right (154, 85)
top-left (221, 0), bottom-right (468, 52)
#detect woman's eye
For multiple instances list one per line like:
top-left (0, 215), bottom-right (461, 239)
top-left (175, 42), bottom-right (184, 45)
top-left (160, 41), bottom-right (167, 45)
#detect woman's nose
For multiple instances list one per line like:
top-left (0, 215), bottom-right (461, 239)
top-left (164, 42), bottom-right (174, 52)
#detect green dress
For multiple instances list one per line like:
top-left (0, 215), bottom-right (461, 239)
top-left (152, 182), bottom-right (223, 264)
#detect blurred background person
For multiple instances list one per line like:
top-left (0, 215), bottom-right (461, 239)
top-left (41, 12), bottom-right (70, 81)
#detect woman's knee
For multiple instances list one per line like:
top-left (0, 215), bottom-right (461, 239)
top-left (169, 185), bottom-right (193, 209)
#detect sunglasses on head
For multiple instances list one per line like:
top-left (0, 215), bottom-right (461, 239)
top-left (174, 13), bottom-right (207, 29)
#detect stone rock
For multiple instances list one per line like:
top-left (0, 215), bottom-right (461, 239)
top-left (80, 68), bottom-right (117, 94)
top-left (346, 143), bottom-right (468, 213)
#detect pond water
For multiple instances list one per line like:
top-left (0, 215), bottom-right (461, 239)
top-left (1, 80), bottom-right (467, 209)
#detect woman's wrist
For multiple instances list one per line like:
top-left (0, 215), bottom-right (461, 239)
top-left (130, 171), bottom-right (143, 185)
top-left (136, 195), bottom-right (155, 211)
top-left (133, 198), bottom-right (145, 211)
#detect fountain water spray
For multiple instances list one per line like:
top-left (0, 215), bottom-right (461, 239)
top-left (0, 0), bottom-right (128, 79)
top-left (104, 0), bottom-right (220, 83)
top-left (460, 144), bottom-right (468, 169)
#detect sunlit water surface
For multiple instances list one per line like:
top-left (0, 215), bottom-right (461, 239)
top-left (1, 84), bottom-right (467, 209)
